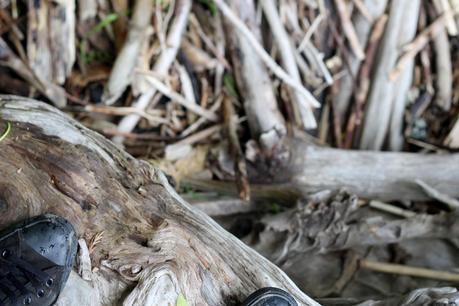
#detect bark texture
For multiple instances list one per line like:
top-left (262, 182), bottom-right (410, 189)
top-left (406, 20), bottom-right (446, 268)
top-left (0, 95), bottom-right (318, 306)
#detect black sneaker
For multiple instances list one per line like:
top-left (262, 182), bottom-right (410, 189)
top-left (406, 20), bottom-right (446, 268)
top-left (241, 287), bottom-right (298, 306)
top-left (0, 214), bottom-right (77, 306)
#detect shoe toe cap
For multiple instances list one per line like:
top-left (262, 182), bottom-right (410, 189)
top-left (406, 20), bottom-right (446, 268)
top-left (22, 215), bottom-right (77, 266)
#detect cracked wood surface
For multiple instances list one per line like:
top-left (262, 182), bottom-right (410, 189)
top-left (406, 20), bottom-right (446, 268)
top-left (0, 95), bottom-right (319, 306)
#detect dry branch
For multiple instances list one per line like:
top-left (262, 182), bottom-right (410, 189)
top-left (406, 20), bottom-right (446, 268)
top-left (261, 0), bottom-right (316, 129)
top-left (137, 71), bottom-right (218, 121)
top-left (433, 22), bottom-right (453, 111)
top-left (0, 38), bottom-right (67, 107)
top-left (368, 200), bottom-right (417, 218)
top-left (103, 0), bottom-right (154, 105)
top-left (415, 179), bottom-right (459, 210)
top-left (333, 0), bottom-right (387, 123)
top-left (445, 118), bottom-right (459, 148)
top-left (223, 95), bottom-right (250, 201)
top-left (224, 0), bottom-right (287, 150)
top-left (344, 14), bottom-right (388, 148)
top-left (389, 14), bottom-right (449, 81)
top-left (334, 0), bottom-right (365, 60)
top-left (360, 260), bottom-right (459, 282)
top-left (360, 0), bottom-right (420, 150)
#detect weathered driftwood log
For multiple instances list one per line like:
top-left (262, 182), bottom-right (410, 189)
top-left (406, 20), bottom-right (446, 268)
top-left (286, 139), bottom-right (459, 201)
top-left (0, 95), bottom-right (319, 306)
top-left (187, 139), bottom-right (459, 202)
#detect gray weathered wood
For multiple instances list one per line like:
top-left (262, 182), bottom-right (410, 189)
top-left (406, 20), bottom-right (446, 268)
top-left (0, 95), bottom-right (319, 306)
top-left (289, 140), bottom-right (459, 201)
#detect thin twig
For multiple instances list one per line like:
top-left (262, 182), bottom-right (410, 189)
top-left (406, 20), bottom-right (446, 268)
top-left (188, 14), bottom-right (230, 69)
top-left (80, 105), bottom-right (169, 125)
top-left (181, 96), bottom-right (223, 136)
top-left (261, 0), bottom-right (317, 128)
top-left (415, 179), bottom-right (459, 210)
top-left (360, 259), bottom-right (459, 282)
top-left (177, 63), bottom-right (198, 123)
top-left (334, 0), bottom-right (366, 60)
top-left (344, 14), bottom-right (388, 148)
top-left (169, 124), bottom-right (221, 147)
top-left (213, 11), bottom-right (226, 97)
top-left (77, 239), bottom-right (92, 281)
top-left (352, 0), bottom-right (374, 23)
top-left (137, 71), bottom-right (218, 121)
top-left (223, 95), bottom-right (250, 201)
top-left (434, 0), bottom-right (458, 35)
top-left (297, 14), bottom-right (324, 52)
top-left (432, 18), bottom-right (452, 111)
top-left (368, 200), bottom-right (416, 218)
top-left (389, 14), bottom-right (449, 80)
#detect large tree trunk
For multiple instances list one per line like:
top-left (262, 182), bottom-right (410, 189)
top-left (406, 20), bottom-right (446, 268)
top-left (0, 95), bottom-right (319, 306)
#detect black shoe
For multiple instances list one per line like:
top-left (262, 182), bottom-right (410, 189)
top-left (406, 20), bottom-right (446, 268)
top-left (241, 287), bottom-right (298, 306)
top-left (0, 214), bottom-right (77, 306)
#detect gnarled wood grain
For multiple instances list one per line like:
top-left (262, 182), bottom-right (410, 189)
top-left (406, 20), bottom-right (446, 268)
top-left (0, 95), bottom-right (318, 306)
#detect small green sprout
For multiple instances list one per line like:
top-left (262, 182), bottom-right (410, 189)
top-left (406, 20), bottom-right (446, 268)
top-left (0, 121), bottom-right (11, 143)
top-left (176, 293), bottom-right (188, 306)
top-left (88, 13), bottom-right (119, 36)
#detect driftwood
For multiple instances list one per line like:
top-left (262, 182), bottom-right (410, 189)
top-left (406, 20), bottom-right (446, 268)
top-left (2, 95), bottom-right (457, 304)
top-left (0, 95), bottom-right (319, 306)
top-left (287, 140), bottom-right (459, 201)
top-left (250, 190), bottom-right (459, 301)
top-left (258, 191), bottom-right (457, 257)
top-left (187, 139), bottom-right (459, 202)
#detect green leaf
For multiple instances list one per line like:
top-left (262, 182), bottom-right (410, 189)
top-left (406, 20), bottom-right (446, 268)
top-left (176, 293), bottom-right (188, 306)
top-left (88, 13), bottom-right (119, 36)
top-left (270, 202), bottom-right (281, 214)
top-left (198, 0), bottom-right (217, 16)
top-left (223, 73), bottom-right (239, 98)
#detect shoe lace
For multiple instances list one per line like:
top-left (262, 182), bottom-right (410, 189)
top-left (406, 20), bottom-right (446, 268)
top-left (0, 249), bottom-right (53, 305)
